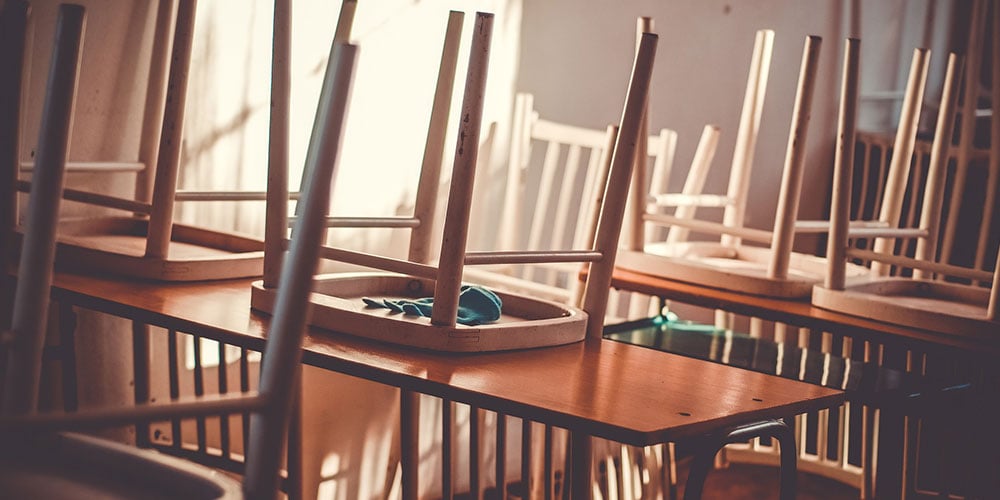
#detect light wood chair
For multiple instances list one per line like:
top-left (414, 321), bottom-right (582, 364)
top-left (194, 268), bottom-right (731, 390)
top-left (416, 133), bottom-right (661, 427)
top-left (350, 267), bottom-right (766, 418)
top-left (618, 33), bottom-right (878, 299)
top-left (0, 5), bottom-right (356, 498)
top-left (252, 14), bottom-right (658, 352)
top-left (8, 0), bottom-right (320, 281)
top-left (813, 45), bottom-right (999, 336)
top-left (258, 5), bottom-right (460, 296)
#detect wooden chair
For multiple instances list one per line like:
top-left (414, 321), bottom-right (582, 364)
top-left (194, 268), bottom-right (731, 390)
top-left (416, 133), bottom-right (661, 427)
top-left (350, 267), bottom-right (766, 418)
top-left (618, 33), bottom-right (877, 299)
top-left (0, 4), bottom-right (356, 498)
top-left (7, 0), bottom-right (310, 281)
top-left (253, 14), bottom-right (657, 353)
top-left (256, 7), bottom-right (462, 297)
top-left (813, 44), bottom-right (999, 337)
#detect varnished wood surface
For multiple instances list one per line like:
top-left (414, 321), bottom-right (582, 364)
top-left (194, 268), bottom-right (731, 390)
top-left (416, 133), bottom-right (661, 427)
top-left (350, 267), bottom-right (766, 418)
top-left (28, 271), bottom-right (842, 446)
top-left (610, 268), bottom-right (1000, 355)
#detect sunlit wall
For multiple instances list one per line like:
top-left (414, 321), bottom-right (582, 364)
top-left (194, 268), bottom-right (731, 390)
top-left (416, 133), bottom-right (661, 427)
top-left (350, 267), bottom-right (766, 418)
top-left (177, 0), bottom-right (521, 262)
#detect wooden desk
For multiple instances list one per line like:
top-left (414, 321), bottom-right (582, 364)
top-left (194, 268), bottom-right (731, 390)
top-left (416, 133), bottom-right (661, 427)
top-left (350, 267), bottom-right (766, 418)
top-left (610, 268), bottom-right (1000, 355)
top-left (43, 271), bottom-right (843, 496)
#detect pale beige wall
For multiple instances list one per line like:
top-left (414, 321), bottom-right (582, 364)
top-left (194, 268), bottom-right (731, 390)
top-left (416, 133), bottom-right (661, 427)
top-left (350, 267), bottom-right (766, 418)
top-left (515, 0), bottom-right (954, 326)
top-left (516, 0), bottom-right (953, 247)
top-left (517, 0), bottom-right (847, 241)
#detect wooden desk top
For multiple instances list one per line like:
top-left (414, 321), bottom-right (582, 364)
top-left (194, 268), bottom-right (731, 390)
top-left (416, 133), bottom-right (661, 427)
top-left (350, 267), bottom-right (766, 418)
top-left (610, 268), bottom-right (1000, 355)
top-left (41, 272), bottom-right (843, 447)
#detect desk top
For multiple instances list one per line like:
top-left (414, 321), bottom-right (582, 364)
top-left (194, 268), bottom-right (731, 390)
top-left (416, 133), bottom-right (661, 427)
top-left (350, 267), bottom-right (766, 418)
top-left (43, 272), bottom-right (843, 447)
top-left (610, 268), bottom-right (1000, 355)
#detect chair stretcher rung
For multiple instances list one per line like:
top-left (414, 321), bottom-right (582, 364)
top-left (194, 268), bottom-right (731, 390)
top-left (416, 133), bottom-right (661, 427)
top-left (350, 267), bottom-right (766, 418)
top-left (846, 248), bottom-right (995, 282)
top-left (314, 244), bottom-right (438, 279)
top-left (643, 213), bottom-right (773, 243)
top-left (845, 227), bottom-right (927, 238)
top-left (287, 216), bottom-right (420, 228)
top-left (461, 268), bottom-right (571, 302)
top-left (649, 193), bottom-right (732, 208)
top-left (17, 180), bottom-right (152, 214)
top-left (464, 250), bottom-right (602, 265)
top-left (0, 392), bottom-right (266, 432)
top-left (794, 220), bottom-right (890, 233)
top-left (175, 191), bottom-right (303, 201)
top-left (20, 160), bottom-right (145, 173)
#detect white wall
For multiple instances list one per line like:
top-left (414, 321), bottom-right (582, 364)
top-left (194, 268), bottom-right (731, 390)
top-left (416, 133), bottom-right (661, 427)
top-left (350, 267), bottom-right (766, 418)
top-left (515, 0), bottom-right (953, 250)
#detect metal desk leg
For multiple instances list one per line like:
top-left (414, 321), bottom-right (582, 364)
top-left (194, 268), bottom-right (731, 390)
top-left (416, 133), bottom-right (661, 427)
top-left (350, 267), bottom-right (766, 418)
top-left (57, 302), bottom-right (78, 412)
top-left (571, 431), bottom-right (593, 499)
top-left (131, 321), bottom-right (150, 447)
top-left (683, 419), bottom-right (796, 500)
top-left (401, 389), bottom-right (420, 500)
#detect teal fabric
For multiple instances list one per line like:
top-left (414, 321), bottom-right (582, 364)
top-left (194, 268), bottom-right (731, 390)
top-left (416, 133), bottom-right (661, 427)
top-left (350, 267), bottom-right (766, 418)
top-left (362, 285), bottom-right (502, 326)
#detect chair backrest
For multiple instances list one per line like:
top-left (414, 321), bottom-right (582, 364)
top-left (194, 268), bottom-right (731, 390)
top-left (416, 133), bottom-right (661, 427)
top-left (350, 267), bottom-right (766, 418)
top-left (1, 5), bottom-right (358, 498)
top-left (463, 89), bottom-right (676, 323)
top-left (483, 92), bottom-right (619, 301)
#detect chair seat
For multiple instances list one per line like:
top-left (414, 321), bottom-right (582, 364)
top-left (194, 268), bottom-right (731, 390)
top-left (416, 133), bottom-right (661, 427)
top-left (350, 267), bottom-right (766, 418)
top-left (47, 217), bottom-right (265, 281)
top-left (812, 277), bottom-right (997, 337)
top-left (0, 432), bottom-right (241, 500)
top-left (251, 273), bottom-right (588, 352)
top-left (617, 242), bottom-right (869, 299)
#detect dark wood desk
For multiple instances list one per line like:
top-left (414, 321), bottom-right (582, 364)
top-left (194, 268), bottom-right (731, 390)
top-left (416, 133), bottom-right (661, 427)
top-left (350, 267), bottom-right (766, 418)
top-left (44, 271), bottom-right (843, 496)
top-left (610, 268), bottom-right (1000, 355)
top-left (607, 268), bottom-right (1000, 498)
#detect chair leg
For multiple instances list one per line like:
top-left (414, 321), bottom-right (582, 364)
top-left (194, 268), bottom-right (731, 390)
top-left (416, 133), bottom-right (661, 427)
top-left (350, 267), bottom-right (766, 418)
top-left (131, 321), bottom-right (150, 448)
top-left (682, 419), bottom-right (797, 500)
top-left (775, 420), bottom-right (797, 500)
top-left (681, 438), bottom-right (717, 500)
top-left (664, 442), bottom-right (679, 500)
top-left (57, 302), bottom-right (78, 413)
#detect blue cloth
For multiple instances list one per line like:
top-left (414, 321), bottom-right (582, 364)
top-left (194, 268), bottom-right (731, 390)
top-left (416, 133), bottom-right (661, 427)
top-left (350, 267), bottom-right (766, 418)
top-left (362, 285), bottom-right (502, 326)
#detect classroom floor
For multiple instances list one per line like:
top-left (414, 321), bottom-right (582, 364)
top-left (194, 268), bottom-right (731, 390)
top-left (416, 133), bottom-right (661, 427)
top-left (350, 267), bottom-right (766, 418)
top-left (676, 461), bottom-right (859, 499)
top-left (458, 459), bottom-right (860, 499)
